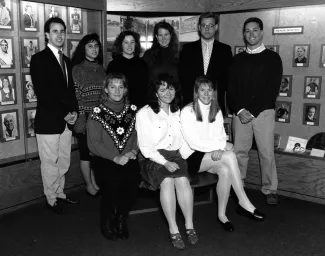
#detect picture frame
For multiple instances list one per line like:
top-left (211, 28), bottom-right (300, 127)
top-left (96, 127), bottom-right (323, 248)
top-left (67, 39), bottom-right (80, 59)
top-left (22, 73), bottom-right (36, 103)
top-left (265, 45), bottom-right (280, 53)
top-left (0, 36), bottom-right (14, 69)
top-left (20, 1), bottom-right (39, 32)
top-left (292, 44), bottom-right (310, 67)
top-left (24, 107), bottom-right (36, 137)
top-left (21, 37), bottom-right (39, 68)
top-left (279, 75), bottom-right (293, 97)
top-left (67, 7), bottom-right (82, 34)
top-left (234, 46), bottom-right (246, 55)
top-left (0, 73), bottom-right (16, 105)
top-left (275, 101), bottom-right (291, 123)
top-left (303, 76), bottom-right (321, 99)
top-left (44, 4), bottom-right (67, 24)
top-left (0, 109), bottom-right (19, 142)
top-left (0, 0), bottom-right (13, 30)
top-left (319, 44), bottom-right (325, 68)
top-left (303, 103), bottom-right (320, 126)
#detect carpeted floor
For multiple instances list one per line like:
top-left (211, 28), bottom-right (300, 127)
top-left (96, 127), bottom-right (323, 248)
top-left (0, 187), bottom-right (325, 256)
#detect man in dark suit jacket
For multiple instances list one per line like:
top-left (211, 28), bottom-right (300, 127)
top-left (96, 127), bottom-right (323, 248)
top-left (179, 12), bottom-right (233, 113)
top-left (30, 17), bottom-right (78, 214)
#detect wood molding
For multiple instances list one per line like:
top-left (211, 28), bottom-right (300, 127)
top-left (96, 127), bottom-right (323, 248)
top-left (31, 0), bottom-right (105, 11)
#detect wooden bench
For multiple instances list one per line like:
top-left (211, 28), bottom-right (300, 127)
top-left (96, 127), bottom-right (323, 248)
top-left (130, 172), bottom-right (219, 215)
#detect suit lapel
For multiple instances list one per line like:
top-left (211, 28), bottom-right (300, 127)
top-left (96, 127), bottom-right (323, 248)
top-left (45, 47), bottom-right (68, 87)
top-left (207, 41), bottom-right (218, 75)
top-left (194, 40), bottom-right (204, 74)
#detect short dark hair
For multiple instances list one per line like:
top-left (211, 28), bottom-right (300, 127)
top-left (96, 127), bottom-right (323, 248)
top-left (147, 73), bottom-right (181, 114)
top-left (112, 30), bottom-right (141, 59)
top-left (44, 17), bottom-right (66, 44)
top-left (243, 17), bottom-right (263, 34)
top-left (198, 12), bottom-right (219, 26)
top-left (100, 73), bottom-right (129, 103)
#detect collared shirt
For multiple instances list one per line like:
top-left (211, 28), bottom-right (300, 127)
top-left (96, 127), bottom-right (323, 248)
top-left (201, 38), bottom-right (214, 55)
top-left (47, 43), bottom-right (68, 83)
top-left (180, 101), bottom-right (227, 152)
top-left (136, 105), bottom-right (192, 165)
top-left (246, 43), bottom-right (266, 54)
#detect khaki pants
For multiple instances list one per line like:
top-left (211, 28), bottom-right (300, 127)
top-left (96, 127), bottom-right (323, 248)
top-left (232, 109), bottom-right (278, 194)
top-left (36, 126), bottom-right (72, 205)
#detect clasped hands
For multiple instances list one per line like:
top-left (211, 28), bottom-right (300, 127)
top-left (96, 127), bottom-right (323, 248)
top-left (113, 149), bottom-right (138, 166)
top-left (64, 111), bottom-right (78, 125)
top-left (238, 109), bottom-right (254, 124)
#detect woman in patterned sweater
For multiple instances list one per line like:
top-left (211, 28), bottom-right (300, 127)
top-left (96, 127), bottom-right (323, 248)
top-left (72, 33), bottom-right (106, 196)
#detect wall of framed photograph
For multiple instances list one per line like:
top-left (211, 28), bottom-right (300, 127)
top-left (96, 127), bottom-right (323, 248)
top-left (220, 4), bottom-right (325, 149)
top-left (0, 0), bottom-right (105, 165)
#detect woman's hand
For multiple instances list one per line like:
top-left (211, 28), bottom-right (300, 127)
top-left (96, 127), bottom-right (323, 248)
top-left (211, 150), bottom-right (223, 161)
top-left (164, 161), bottom-right (180, 172)
top-left (124, 150), bottom-right (137, 160)
top-left (224, 142), bottom-right (234, 151)
top-left (113, 155), bottom-right (129, 166)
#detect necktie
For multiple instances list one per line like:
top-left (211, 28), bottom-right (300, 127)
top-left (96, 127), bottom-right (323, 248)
top-left (58, 50), bottom-right (67, 83)
top-left (203, 42), bottom-right (211, 75)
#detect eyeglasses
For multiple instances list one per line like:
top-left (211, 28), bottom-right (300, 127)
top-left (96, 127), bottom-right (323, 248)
top-left (200, 24), bottom-right (216, 30)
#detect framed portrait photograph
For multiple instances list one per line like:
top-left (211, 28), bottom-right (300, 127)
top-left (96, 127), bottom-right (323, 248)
top-left (0, 37), bottom-right (14, 68)
top-left (24, 107), bottom-right (36, 137)
top-left (234, 46), bottom-right (246, 55)
top-left (303, 76), bottom-right (321, 99)
top-left (22, 73), bottom-right (36, 103)
top-left (265, 45), bottom-right (279, 53)
top-left (20, 1), bottom-right (39, 32)
top-left (279, 75), bottom-right (293, 97)
top-left (0, 74), bottom-right (16, 105)
top-left (0, 0), bottom-right (13, 30)
top-left (319, 44), bottom-right (325, 68)
top-left (67, 7), bottom-right (82, 34)
top-left (0, 109), bottom-right (19, 142)
top-left (44, 4), bottom-right (66, 23)
top-left (67, 39), bottom-right (79, 59)
top-left (21, 37), bottom-right (39, 68)
top-left (292, 44), bottom-right (310, 67)
top-left (275, 101), bottom-right (291, 123)
top-left (303, 103), bottom-right (320, 126)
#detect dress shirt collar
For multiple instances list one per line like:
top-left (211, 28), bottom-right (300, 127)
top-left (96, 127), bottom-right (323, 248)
top-left (246, 43), bottom-right (266, 54)
top-left (47, 43), bottom-right (63, 60)
top-left (201, 38), bottom-right (214, 48)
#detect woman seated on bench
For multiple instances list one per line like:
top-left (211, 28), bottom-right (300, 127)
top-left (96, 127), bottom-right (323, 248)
top-left (180, 76), bottom-right (265, 232)
top-left (136, 73), bottom-right (198, 250)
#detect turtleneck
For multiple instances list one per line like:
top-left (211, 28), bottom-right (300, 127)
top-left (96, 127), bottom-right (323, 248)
top-left (104, 98), bottom-right (125, 112)
top-left (198, 99), bottom-right (211, 120)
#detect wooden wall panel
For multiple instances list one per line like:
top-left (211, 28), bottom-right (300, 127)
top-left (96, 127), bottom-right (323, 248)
top-left (32, 0), bottom-right (105, 11)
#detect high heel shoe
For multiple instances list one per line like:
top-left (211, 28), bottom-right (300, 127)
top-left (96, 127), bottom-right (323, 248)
top-left (219, 220), bottom-right (234, 232)
top-left (236, 207), bottom-right (265, 221)
top-left (170, 233), bottom-right (185, 250)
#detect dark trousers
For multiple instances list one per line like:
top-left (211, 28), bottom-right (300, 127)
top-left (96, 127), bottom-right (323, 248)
top-left (92, 156), bottom-right (140, 218)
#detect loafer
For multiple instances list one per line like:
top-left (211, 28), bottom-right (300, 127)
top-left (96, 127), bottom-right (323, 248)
top-left (266, 193), bottom-right (278, 205)
top-left (219, 220), bottom-right (234, 232)
top-left (237, 207), bottom-right (265, 221)
top-left (57, 196), bottom-right (80, 204)
top-left (46, 202), bottom-right (66, 214)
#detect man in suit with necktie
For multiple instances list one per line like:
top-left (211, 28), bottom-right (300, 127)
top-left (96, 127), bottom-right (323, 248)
top-left (179, 12), bottom-right (233, 113)
top-left (30, 17), bottom-right (79, 214)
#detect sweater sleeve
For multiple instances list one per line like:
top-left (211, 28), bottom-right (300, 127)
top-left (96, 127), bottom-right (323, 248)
top-left (72, 65), bottom-right (85, 115)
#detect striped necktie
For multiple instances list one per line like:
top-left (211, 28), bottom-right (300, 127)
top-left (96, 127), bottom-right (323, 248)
top-left (58, 50), bottom-right (67, 83)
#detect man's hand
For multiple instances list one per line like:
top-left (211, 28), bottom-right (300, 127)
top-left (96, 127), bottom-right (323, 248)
top-left (224, 142), bottom-right (234, 151)
top-left (124, 150), bottom-right (137, 160)
top-left (164, 161), bottom-right (180, 172)
top-left (114, 155), bottom-right (129, 166)
top-left (211, 150), bottom-right (223, 161)
top-left (238, 109), bottom-right (254, 124)
top-left (68, 111), bottom-right (78, 125)
top-left (64, 112), bottom-right (73, 122)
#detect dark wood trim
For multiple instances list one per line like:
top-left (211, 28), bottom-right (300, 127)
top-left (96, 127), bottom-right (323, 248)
top-left (32, 0), bottom-right (105, 11)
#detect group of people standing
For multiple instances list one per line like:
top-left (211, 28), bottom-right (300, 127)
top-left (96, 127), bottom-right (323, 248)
top-left (30, 11), bottom-right (282, 250)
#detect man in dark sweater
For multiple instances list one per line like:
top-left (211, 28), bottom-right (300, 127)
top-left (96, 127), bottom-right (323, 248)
top-left (227, 17), bottom-right (283, 205)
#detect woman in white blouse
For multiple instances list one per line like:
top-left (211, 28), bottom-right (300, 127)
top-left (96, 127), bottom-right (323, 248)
top-left (180, 76), bottom-right (265, 232)
top-left (136, 73), bottom-right (198, 250)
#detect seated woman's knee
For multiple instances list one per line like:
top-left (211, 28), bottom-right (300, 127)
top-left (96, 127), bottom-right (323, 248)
top-left (174, 176), bottom-right (190, 187)
top-left (160, 177), bottom-right (175, 190)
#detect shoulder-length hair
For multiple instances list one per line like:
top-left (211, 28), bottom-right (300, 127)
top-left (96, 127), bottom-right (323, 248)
top-left (192, 76), bottom-right (220, 123)
top-left (149, 21), bottom-right (179, 64)
top-left (100, 73), bottom-right (129, 104)
top-left (1, 76), bottom-right (12, 94)
top-left (112, 30), bottom-right (141, 59)
top-left (71, 33), bottom-right (103, 67)
top-left (147, 73), bottom-right (181, 114)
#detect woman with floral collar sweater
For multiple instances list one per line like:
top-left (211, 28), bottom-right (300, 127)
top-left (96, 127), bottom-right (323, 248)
top-left (87, 73), bottom-right (140, 241)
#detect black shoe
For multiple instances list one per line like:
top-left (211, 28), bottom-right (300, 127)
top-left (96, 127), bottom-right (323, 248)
top-left (116, 215), bottom-right (129, 240)
top-left (101, 218), bottom-right (118, 241)
top-left (237, 207), bottom-right (265, 221)
top-left (46, 202), bottom-right (66, 214)
top-left (57, 196), bottom-right (80, 204)
top-left (219, 220), bottom-right (234, 232)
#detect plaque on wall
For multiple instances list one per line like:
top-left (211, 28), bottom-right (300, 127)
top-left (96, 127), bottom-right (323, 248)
top-left (265, 45), bottom-right (279, 53)
top-left (303, 103), bottom-right (320, 126)
top-left (279, 75), bottom-right (292, 97)
top-left (67, 39), bottom-right (80, 59)
top-left (0, 73), bottom-right (16, 105)
top-left (67, 7), bottom-right (82, 34)
top-left (24, 107), bottom-right (36, 137)
top-left (0, 109), bottom-right (19, 142)
top-left (275, 101), bottom-right (291, 123)
top-left (44, 4), bottom-right (67, 24)
top-left (22, 73), bottom-right (36, 103)
top-left (0, 36), bottom-right (14, 69)
top-left (319, 44), bottom-right (325, 68)
top-left (21, 37), bottom-right (39, 68)
top-left (292, 44), bottom-right (310, 67)
top-left (0, 0), bottom-right (13, 30)
top-left (20, 1), bottom-right (39, 32)
top-left (234, 46), bottom-right (245, 55)
top-left (303, 76), bottom-right (321, 99)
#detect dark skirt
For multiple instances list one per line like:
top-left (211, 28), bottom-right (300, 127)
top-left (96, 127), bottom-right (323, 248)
top-left (186, 151), bottom-right (205, 177)
top-left (138, 149), bottom-right (190, 191)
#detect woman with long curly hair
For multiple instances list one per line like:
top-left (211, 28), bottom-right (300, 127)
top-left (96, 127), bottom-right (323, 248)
top-left (106, 30), bottom-right (148, 108)
top-left (142, 21), bottom-right (179, 82)
top-left (71, 33), bottom-right (106, 196)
